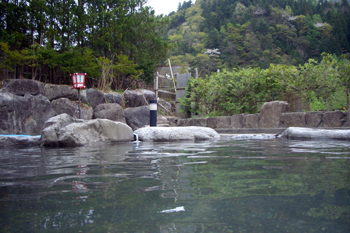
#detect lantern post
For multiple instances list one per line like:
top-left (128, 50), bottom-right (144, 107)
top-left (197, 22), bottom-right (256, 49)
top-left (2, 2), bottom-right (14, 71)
top-left (71, 73), bottom-right (86, 119)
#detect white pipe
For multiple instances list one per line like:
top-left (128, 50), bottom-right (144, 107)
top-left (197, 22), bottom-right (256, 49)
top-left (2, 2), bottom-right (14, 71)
top-left (133, 133), bottom-right (139, 142)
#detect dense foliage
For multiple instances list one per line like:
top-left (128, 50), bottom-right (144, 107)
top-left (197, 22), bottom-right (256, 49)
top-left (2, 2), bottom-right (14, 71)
top-left (166, 0), bottom-right (350, 75)
top-left (0, 0), bottom-right (169, 89)
top-left (180, 53), bottom-right (350, 116)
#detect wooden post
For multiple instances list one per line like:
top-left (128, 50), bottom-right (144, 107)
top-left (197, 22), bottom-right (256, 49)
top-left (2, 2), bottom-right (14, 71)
top-left (168, 59), bottom-right (177, 93)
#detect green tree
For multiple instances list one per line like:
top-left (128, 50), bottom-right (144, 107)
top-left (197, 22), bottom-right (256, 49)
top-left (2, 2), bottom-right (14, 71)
top-left (339, 55), bottom-right (350, 108)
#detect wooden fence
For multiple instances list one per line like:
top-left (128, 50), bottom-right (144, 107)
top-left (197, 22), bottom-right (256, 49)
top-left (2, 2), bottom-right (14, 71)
top-left (154, 71), bottom-right (195, 117)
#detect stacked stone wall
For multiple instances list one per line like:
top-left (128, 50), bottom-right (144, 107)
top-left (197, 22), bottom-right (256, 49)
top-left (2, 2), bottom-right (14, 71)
top-left (168, 101), bottom-right (349, 129)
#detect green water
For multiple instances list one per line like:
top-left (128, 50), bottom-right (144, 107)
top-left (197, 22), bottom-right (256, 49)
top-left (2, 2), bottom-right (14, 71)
top-left (0, 139), bottom-right (349, 232)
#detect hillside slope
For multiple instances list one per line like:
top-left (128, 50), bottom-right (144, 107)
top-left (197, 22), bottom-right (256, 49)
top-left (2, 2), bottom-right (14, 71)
top-left (164, 0), bottom-right (350, 76)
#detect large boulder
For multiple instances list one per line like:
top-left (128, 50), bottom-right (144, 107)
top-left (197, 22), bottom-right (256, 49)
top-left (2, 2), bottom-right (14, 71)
top-left (43, 113), bottom-right (77, 130)
top-left (40, 84), bottom-right (77, 101)
top-left (124, 106), bottom-right (150, 130)
top-left (41, 114), bottom-right (79, 146)
top-left (81, 88), bottom-right (105, 109)
top-left (51, 98), bottom-right (93, 120)
top-left (123, 89), bottom-right (156, 108)
top-left (280, 127), bottom-right (350, 140)
top-left (0, 79), bottom-right (78, 101)
top-left (42, 114), bottom-right (133, 146)
top-left (93, 103), bottom-right (126, 123)
top-left (105, 93), bottom-right (123, 106)
top-left (134, 126), bottom-right (220, 141)
top-left (0, 93), bottom-right (56, 135)
top-left (0, 79), bottom-right (43, 96)
top-left (259, 101), bottom-right (289, 128)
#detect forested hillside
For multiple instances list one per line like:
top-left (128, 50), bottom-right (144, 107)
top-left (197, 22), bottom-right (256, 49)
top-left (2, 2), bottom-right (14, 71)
top-left (0, 0), bottom-right (169, 90)
top-left (166, 0), bottom-right (350, 76)
top-left (1, 0), bottom-right (349, 96)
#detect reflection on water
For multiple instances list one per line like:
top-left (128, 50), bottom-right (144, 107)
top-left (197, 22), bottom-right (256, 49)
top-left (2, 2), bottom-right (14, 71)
top-left (0, 139), bottom-right (349, 232)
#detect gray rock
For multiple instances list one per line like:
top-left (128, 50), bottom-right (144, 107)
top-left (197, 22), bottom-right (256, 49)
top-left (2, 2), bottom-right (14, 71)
top-left (0, 93), bottom-right (56, 135)
top-left (0, 79), bottom-right (43, 96)
top-left (157, 99), bottom-right (173, 115)
top-left (216, 116), bottom-right (231, 128)
top-left (343, 108), bottom-right (350, 127)
top-left (43, 113), bottom-right (77, 129)
top-left (178, 118), bottom-right (194, 126)
top-left (81, 88), bottom-right (105, 109)
top-left (42, 114), bottom-right (133, 146)
top-left (134, 126), bottom-right (220, 141)
top-left (0, 135), bottom-right (42, 147)
top-left (206, 117), bottom-right (215, 128)
top-left (280, 127), bottom-right (350, 140)
top-left (281, 112), bottom-right (306, 127)
top-left (40, 84), bottom-right (77, 101)
top-left (244, 114), bottom-right (260, 128)
top-left (193, 118), bottom-right (207, 127)
top-left (123, 89), bottom-right (156, 108)
top-left (259, 101), bottom-right (289, 128)
top-left (93, 103), bottom-right (126, 123)
top-left (166, 117), bottom-right (178, 126)
top-left (124, 106), bottom-right (150, 130)
top-left (105, 93), bottom-right (123, 106)
top-left (305, 111), bottom-right (323, 127)
top-left (323, 111), bottom-right (346, 127)
top-left (41, 114), bottom-right (79, 146)
top-left (231, 114), bottom-right (245, 128)
top-left (0, 79), bottom-right (78, 101)
top-left (51, 98), bottom-right (93, 120)
top-left (80, 89), bottom-right (88, 103)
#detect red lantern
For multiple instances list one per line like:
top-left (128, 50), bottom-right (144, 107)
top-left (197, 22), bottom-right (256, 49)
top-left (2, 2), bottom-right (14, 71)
top-left (71, 73), bottom-right (86, 89)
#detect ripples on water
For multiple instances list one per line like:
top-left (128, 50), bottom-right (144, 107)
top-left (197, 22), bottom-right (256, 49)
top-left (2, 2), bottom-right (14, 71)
top-left (0, 138), bottom-right (349, 232)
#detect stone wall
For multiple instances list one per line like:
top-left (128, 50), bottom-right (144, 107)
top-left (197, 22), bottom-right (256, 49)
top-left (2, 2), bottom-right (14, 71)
top-left (167, 101), bottom-right (349, 130)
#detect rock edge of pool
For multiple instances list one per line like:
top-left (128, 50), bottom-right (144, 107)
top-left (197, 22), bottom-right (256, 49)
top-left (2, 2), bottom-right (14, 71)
top-left (2, 127), bottom-right (350, 147)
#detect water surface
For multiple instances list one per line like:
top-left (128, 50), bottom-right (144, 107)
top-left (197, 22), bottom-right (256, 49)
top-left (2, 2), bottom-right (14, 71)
top-left (0, 139), bottom-right (349, 232)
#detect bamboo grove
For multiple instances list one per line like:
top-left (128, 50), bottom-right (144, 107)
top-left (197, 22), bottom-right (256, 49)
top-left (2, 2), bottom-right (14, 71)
top-left (0, 0), bottom-right (170, 89)
top-left (180, 53), bottom-right (350, 116)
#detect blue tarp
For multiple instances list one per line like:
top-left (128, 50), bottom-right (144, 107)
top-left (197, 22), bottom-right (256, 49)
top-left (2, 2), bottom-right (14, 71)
top-left (0, 135), bottom-right (41, 137)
